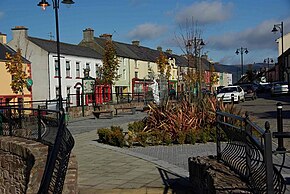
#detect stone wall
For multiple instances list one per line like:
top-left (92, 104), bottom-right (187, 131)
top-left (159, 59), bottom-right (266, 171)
top-left (0, 136), bottom-right (78, 194)
top-left (188, 155), bottom-right (252, 193)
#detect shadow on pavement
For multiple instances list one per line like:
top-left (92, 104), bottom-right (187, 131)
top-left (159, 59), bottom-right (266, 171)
top-left (257, 92), bottom-right (290, 104)
top-left (157, 167), bottom-right (195, 194)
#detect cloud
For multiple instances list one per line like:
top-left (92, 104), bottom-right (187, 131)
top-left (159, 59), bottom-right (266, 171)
top-left (208, 17), bottom-right (290, 51)
top-left (127, 23), bottom-right (168, 41)
top-left (175, 1), bottom-right (233, 26)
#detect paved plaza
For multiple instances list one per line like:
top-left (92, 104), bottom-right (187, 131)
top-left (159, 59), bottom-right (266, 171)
top-left (68, 107), bottom-right (290, 194)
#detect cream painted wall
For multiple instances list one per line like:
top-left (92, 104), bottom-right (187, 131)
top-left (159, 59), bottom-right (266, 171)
top-left (8, 27), bottom-right (50, 101)
top-left (277, 32), bottom-right (290, 56)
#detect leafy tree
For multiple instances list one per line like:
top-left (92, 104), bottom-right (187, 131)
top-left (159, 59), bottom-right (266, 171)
top-left (183, 68), bottom-right (198, 88)
top-left (5, 48), bottom-right (27, 95)
top-left (99, 40), bottom-right (119, 85)
top-left (156, 52), bottom-right (171, 79)
top-left (210, 64), bottom-right (219, 87)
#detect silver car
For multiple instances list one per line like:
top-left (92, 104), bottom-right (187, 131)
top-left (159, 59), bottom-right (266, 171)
top-left (271, 82), bottom-right (288, 96)
top-left (217, 86), bottom-right (245, 103)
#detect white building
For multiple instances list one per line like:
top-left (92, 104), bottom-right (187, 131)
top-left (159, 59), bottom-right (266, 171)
top-left (8, 26), bottom-right (103, 104)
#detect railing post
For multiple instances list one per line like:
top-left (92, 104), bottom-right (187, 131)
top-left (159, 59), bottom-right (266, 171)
top-left (8, 107), bottom-right (12, 136)
top-left (18, 105), bottom-right (22, 129)
top-left (216, 108), bottom-right (221, 161)
top-left (37, 105), bottom-right (42, 141)
top-left (264, 121), bottom-right (274, 193)
top-left (244, 112), bottom-right (251, 178)
top-left (45, 99), bottom-right (48, 109)
top-left (276, 102), bottom-right (286, 151)
top-left (0, 111), bottom-right (3, 135)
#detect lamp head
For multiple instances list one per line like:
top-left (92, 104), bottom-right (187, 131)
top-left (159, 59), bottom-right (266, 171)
top-left (37, 0), bottom-right (50, 10)
top-left (245, 49), bottom-right (248, 54)
top-left (61, 0), bottom-right (75, 4)
top-left (271, 59), bottom-right (274, 63)
top-left (272, 26), bottom-right (278, 33)
top-left (200, 39), bottom-right (205, 46)
top-left (235, 49), bottom-right (239, 55)
top-left (264, 59), bottom-right (266, 63)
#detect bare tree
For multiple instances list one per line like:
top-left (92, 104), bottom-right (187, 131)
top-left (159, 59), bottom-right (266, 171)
top-left (175, 18), bottom-right (205, 100)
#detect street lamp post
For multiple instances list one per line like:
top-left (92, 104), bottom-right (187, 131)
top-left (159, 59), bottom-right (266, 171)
top-left (37, 0), bottom-right (75, 112)
top-left (264, 58), bottom-right (274, 82)
top-left (235, 47), bottom-right (248, 78)
top-left (186, 37), bottom-right (205, 99)
top-left (272, 22), bottom-right (287, 89)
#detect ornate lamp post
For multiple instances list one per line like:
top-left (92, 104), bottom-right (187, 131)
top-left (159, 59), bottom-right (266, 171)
top-left (272, 22), bottom-right (288, 90)
top-left (264, 58), bottom-right (274, 82)
top-left (235, 47), bottom-right (248, 78)
top-left (37, 0), bottom-right (75, 111)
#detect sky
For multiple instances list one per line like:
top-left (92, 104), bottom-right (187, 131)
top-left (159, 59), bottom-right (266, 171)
top-left (0, 0), bottom-right (290, 65)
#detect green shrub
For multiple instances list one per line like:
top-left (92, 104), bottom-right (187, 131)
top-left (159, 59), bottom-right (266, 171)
top-left (97, 126), bottom-right (125, 147)
top-left (108, 126), bottom-right (125, 147)
top-left (148, 130), bottom-right (163, 145)
top-left (198, 129), bottom-right (210, 143)
top-left (177, 131), bottom-right (186, 144)
top-left (163, 132), bottom-right (172, 145)
top-left (128, 120), bottom-right (145, 132)
top-left (136, 131), bottom-right (148, 146)
top-left (97, 128), bottom-right (112, 142)
top-left (185, 130), bottom-right (196, 145)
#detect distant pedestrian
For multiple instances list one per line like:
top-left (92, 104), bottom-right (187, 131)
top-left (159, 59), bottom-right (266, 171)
top-left (169, 87), bottom-right (176, 100)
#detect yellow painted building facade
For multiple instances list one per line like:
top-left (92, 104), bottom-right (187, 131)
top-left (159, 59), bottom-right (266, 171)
top-left (0, 41), bottom-right (32, 106)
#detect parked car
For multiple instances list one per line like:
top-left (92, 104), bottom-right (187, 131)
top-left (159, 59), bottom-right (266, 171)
top-left (216, 86), bottom-right (225, 94)
top-left (271, 82), bottom-right (289, 96)
top-left (238, 84), bottom-right (257, 100)
top-left (216, 85), bottom-right (245, 103)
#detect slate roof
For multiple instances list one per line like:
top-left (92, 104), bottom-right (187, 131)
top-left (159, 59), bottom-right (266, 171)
top-left (29, 37), bottom-right (103, 59)
top-left (0, 43), bottom-right (30, 63)
top-left (93, 37), bottom-right (191, 67)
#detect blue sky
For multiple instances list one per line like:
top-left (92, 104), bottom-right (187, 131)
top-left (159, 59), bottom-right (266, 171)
top-left (0, 0), bottom-right (289, 65)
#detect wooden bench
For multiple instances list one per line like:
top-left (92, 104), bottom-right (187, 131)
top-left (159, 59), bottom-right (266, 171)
top-left (92, 110), bottom-right (113, 119)
top-left (115, 107), bottom-right (136, 115)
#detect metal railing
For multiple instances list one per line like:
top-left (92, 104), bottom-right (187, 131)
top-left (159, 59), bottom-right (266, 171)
top-left (0, 105), bottom-right (75, 193)
top-left (38, 112), bottom-right (75, 194)
top-left (216, 110), bottom-right (285, 193)
top-left (0, 105), bottom-right (60, 144)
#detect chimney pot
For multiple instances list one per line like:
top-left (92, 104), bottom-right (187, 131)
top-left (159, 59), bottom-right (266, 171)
top-left (99, 33), bottom-right (112, 41)
top-left (166, 49), bottom-right (172, 54)
top-left (83, 28), bottom-right (94, 42)
top-left (0, 32), bottom-right (7, 44)
top-left (132, 40), bottom-right (140, 46)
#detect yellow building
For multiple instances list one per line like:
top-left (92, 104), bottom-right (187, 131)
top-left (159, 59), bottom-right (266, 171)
top-left (0, 33), bottom-right (32, 106)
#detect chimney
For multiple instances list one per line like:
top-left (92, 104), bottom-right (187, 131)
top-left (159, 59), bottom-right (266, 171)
top-left (83, 28), bottom-right (94, 42)
top-left (201, 54), bottom-right (208, 60)
top-left (132, 40), bottom-right (140, 46)
top-left (157, 46), bottom-right (162, 52)
top-left (99, 33), bottom-right (112, 41)
top-left (166, 49), bottom-right (172, 54)
top-left (11, 26), bottom-right (28, 41)
top-left (0, 32), bottom-right (7, 44)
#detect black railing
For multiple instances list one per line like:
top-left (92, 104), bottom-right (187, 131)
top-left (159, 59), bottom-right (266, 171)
top-left (0, 105), bottom-right (60, 144)
top-left (0, 105), bottom-right (75, 193)
top-left (216, 110), bottom-right (286, 193)
top-left (38, 112), bottom-right (74, 194)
